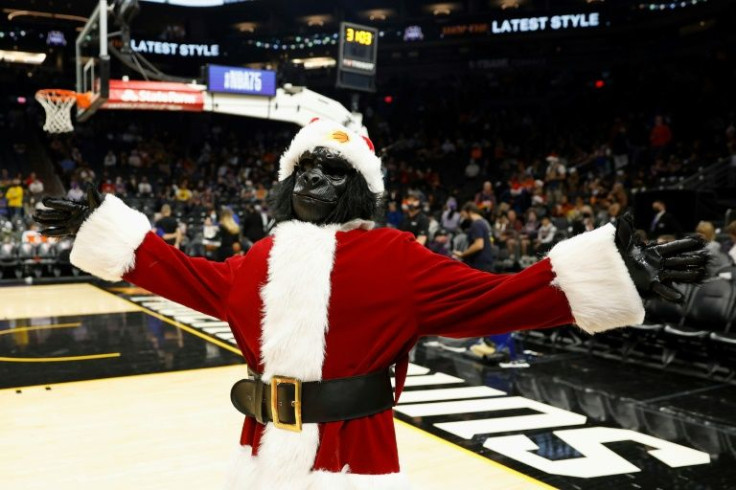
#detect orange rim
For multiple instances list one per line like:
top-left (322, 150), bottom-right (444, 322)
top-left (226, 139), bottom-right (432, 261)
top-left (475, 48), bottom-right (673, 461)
top-left (35, 89), bottom-right (92, 109)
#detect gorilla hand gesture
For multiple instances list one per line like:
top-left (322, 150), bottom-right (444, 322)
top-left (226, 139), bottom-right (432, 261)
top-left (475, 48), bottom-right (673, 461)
top-left (34, 182), bottom-right (104, 238)
top-left (615, 213), bottom-right (707, 302)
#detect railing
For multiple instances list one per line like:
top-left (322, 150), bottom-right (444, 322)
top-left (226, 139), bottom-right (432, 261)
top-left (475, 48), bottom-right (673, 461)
top-left (672, 158), bottom-right (735, 191)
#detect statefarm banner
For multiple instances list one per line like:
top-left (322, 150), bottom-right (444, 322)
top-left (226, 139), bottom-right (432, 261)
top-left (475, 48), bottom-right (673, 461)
top-left (103, 80), bottom-right (205, 111)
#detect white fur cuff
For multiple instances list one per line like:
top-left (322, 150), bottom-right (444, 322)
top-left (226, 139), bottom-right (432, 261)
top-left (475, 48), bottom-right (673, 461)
top-left (547, 223), bottom-right (645, 334)
top-left (70, 194), bottom-right (152, 282)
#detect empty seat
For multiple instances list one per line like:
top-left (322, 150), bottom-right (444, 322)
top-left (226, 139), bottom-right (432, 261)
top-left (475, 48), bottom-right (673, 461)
top-left (37, 242), bottom-right (56, 263)
top-left (643, 283), bottom-right (694, 326)
top-left (18, 243), bottom-right (37, 263)
top-left (604, 396), bottom-right (643, 431)
top-left (717, 265), bottom-right (736, 280)
top-left (662, 279), bottom-right (736, 368)
top-left (617, 284), bottom-right (692, 360)
top-left (709, 331), bottom-right (736, 378)
top-left (681, 279), bottom-right (735, 333)
top-left (0, 242), bottom-right (18, 266)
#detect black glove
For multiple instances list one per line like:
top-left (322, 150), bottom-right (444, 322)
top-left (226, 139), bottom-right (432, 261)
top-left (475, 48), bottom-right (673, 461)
top-left (34, 182), bottom-right (104, 238)
top-left (615, 212), bottom-right (707, 302)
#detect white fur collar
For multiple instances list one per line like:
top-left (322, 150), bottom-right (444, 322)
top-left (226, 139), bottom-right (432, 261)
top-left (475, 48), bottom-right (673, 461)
top-left (257, 219), bottom-right (340, 484)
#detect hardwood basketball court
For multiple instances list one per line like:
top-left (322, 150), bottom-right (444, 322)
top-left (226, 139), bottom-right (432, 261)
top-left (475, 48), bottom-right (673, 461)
top-left (0, 283), bottom-right (546, 490)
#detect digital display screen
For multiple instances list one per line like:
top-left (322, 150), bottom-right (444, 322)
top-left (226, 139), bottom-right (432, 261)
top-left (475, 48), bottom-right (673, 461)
top-left (207, 65), bottom-right (276, 97)
top-left (339, 22), bottom-right (378, 76)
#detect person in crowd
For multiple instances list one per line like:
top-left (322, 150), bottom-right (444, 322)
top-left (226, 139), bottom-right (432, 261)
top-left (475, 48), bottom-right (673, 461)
top-left (453, 202), bottom-right (495, 272)
top-left (115, 177), bottom-right (127, 195)
top-left (650, 115), bottom-right (673, 153)
top-left (201, 216), bottom-right (221, 258)
top-left (101, 179), bottom-right (116, 194)
top-left (128, 150), bottom-right (142, 168)
top-left (611, 121), bottom-right (630, 170)
top-left (535, 216), bottom-right (558, 254)
top-left (695, 221), bottom-right (732, 276)
top-left (452, 202), bottom-right (504, 358)
top-left (399, 196), bottom-right (429, 246)
top-left (5, 178), bottom-right (24, 218)
top-left (27, 173), bottom-right (44, 203)
top-left (217, 207), bottom-right (241, 262)
top-left (242, 203), bottom-right (265, 243)
top-left (255, 183), bottom-right (268, 201)
top-left (607, 182), bottom-right (629, 210)
top-left (386, 201), bottom-right (404, 229)
top-left (21, 223), bottom-right (44, 244)
top-left (475, 181), bottom-right (495, 216)
top-left (176, 180), bottom-right (193, 202)
top-left (516, 209), bottom-right (540, 258)
top-left (464, 159), bottom-right (480, 179)
top-left (66, 181), bottom-right (84, 201)
top-left (155, 204), bottom-right (181, 248)
top-left (726, 221), bottom-right (736, 265)
top-left (441, 199), bottom-right (461, 233)
top-left (138, 176), bottom-right (153, 196)
top-left (104, 150), bottom-right (117, 169)
top-left (427, 229), bottom-right (452, 257)
top-left (650, 200), bottom-right (682, 238)
top-left (544, 155), bottom-right (566, 192)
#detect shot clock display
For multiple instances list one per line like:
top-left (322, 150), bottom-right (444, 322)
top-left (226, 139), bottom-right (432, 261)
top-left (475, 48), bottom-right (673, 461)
top-left (337, 22), bottom-right (378, 92)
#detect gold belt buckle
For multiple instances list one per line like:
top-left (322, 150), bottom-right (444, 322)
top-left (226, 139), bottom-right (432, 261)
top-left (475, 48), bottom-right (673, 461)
top-left (270, 376), bottom-right (302, 432)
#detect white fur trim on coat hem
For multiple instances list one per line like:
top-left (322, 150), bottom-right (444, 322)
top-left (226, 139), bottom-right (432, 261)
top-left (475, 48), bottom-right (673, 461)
top-left (69, 194), bottom-right (151, 282)
top-left (547, 223), bottom-right (645, 334)
top-left (224, 444), bottom-right (411, 490)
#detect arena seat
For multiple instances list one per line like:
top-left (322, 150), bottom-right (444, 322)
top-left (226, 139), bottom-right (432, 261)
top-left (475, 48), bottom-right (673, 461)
top-left (514, 371), bottom-right (543, 400)
top-left (708, 330), bottom-right (736, 377)
top-left (573, 386), bottom-right (608, 422)
top-left (661, 278), bottom-right (736, 368)
top-left (682, 418), bottom-right (727, 455)
top-left (604, 396), bottom-right (643, 431)
top-left (125, 197), bottom-right (142, 210)
top-left (717, 265), bottom-right (736, 280)
top-left (641, 406), bottom-right (684, 442)
top-left (536, 378), bottom-right (577, 411)
top-left (37, 242), bottom-right (57, 277)
top-left (0, 242), bottom-right (18, 279)
top-left (617, 283), bottom-right (694, 361)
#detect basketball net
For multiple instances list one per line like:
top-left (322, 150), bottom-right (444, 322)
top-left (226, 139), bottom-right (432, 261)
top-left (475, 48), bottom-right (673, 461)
top-left (35, 89), bottom-right (79, 133)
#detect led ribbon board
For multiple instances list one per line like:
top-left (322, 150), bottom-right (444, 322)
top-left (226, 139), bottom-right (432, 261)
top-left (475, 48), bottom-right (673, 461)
top-left (207, 65), bottom-right (277, 97)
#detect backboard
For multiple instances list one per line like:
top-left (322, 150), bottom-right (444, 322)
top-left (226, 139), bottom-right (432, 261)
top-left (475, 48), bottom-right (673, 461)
top-left (75, 0), bottom-right (111, 122)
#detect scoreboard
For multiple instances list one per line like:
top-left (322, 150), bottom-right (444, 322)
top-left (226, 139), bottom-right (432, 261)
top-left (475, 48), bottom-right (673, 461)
top-left (337, 22), bottom-right (378, 92)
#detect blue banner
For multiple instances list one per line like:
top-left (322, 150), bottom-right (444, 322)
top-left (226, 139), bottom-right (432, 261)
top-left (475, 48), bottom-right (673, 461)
top-left (207, 65), bottom-right (276, 97)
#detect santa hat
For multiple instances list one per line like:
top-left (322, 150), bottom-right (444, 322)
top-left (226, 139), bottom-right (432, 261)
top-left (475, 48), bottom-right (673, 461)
top-left (279, 119), bottom-right (384, 194)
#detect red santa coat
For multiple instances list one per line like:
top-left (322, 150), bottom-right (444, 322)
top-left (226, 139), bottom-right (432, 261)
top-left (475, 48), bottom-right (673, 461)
top-left (70, 195), bottom-right (645, 489)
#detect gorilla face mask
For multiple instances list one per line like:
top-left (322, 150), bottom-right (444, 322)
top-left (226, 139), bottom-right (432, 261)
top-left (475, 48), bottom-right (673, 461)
top-left (292, 147), bottom-right (355, 224)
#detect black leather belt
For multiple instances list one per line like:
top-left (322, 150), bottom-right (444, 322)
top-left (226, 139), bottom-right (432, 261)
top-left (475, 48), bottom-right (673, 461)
top-left (230, 368), bottom-right (394, 432)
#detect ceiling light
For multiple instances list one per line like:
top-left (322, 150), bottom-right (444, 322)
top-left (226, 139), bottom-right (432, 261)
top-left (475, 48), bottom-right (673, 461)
top-left (499, 0), bottom-right (520, 9)
top-left (234, 22), bottom-right (257, 33)
top-left (0, 49), bottom-right (46, 64)
top-left (4, 9), bottom-right (87, 22)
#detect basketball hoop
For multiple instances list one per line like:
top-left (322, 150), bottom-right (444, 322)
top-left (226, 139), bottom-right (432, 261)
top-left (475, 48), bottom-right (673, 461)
top-left (35, 89), bottom-right (91, 134)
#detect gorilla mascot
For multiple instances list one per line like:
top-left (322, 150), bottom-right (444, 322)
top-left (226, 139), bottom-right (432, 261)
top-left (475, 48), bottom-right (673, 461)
top-left (35, 119), bottom-right (706, 489)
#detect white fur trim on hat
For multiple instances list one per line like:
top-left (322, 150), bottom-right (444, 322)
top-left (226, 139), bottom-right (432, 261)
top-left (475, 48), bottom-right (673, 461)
top-left (547, 223), bottom-right (645, 334)
top-left (279, 120), bottom-right (385, 194)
